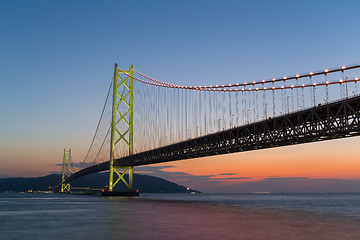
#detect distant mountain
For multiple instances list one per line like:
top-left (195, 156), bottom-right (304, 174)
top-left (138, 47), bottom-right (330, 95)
top-left (0, 173), bottom-right (200, 193)
top-left (0, 174), bottom-right (60, 192)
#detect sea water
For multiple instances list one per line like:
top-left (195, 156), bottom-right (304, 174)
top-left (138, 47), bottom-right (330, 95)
top-left (0, 193), bottom-right (360, 240)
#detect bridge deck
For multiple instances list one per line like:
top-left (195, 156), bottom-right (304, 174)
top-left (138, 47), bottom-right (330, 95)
top-left (67, 95), bottom-right (360, 182)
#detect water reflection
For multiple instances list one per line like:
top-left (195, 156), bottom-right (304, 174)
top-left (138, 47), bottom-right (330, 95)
top-left (1, 193), bottom-right (360, 240)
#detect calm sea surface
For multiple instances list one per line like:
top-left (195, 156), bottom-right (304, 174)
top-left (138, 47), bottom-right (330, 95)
top-left (1, 192), bottom-right (360, 240)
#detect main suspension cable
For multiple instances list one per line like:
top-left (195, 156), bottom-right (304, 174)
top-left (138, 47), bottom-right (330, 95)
top-left (79, 77), bottom-right (114, 169)
top-left (131, 64), bottom-right (360, 89)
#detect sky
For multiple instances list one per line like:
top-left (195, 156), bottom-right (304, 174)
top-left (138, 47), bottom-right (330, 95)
top-left (1, 0), bottom-right (360, 192)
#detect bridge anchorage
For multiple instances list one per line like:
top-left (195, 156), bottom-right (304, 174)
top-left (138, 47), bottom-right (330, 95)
top-left (61, 62), bottom-right (360, 195)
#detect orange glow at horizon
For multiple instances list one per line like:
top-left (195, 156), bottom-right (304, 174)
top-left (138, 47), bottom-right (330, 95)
top-left (156, 136), bottom-right (360, 182)
top-left (1, 135), bottom-right (360, 184)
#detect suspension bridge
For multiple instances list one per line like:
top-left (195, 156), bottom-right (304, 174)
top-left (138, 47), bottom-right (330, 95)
top-left (60, 63), bottom-right (360, 195)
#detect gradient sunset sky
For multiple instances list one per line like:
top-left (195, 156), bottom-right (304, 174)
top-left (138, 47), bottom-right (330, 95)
top-left (1, 0), bottom-right (360, 192)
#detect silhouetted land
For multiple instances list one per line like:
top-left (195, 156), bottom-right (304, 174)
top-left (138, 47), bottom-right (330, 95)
top-left (0, 173), bottom-right (200, 193)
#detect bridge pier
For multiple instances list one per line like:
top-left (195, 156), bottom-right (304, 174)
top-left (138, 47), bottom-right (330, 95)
top-left (102, 166), bottom-right (138, 196)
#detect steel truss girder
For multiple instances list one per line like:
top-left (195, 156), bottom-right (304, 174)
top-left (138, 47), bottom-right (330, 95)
top-left (115, 95), bottom-right (360, 167)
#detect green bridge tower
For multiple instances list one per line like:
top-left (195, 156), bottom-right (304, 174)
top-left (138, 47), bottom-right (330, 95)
top-left (102, 64), bottom-right (137, 196)
top-left (61, 149), bottom-right (71, 193)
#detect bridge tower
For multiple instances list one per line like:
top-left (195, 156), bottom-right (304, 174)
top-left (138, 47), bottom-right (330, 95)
top-left (61, 149), bottom-right (71, 192)
top-left (102, 63), bottom-right (137, 196)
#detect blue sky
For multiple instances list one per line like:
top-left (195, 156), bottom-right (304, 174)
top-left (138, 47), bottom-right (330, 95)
top-left (1, 0), bottom-right (360, 192)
